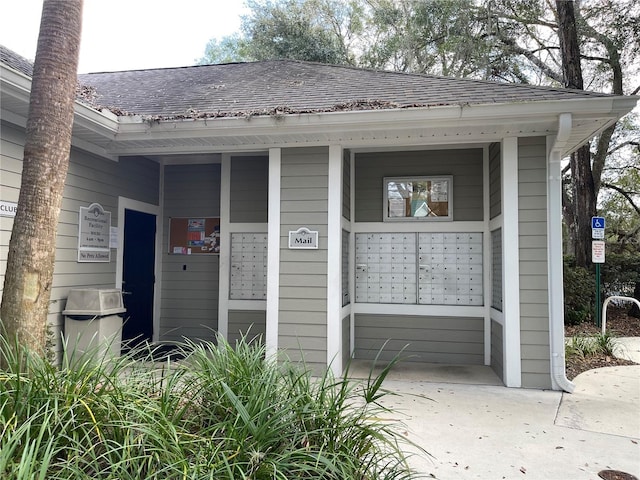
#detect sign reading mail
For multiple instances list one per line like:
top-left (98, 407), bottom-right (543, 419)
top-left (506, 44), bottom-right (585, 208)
top-left (288, 227), bottom-right (319, 249)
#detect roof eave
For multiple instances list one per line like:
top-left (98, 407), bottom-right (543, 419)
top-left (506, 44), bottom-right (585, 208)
top-left (105, 96), bottom-right (636, 155)
top-left (1, 62), bottom-right (120, 159)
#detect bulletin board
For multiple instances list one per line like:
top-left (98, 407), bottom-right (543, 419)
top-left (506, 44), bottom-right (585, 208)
top-left (169, 217), bottom-right (220, 255)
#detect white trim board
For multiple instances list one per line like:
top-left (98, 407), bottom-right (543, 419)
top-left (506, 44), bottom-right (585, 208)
top-left (217, 154), bottom-right (232, 341)
top-left (265, 148), bottom-right (281, 358)
top-left (326, 144), bottom-right (344, 375)
top-left (482, 145), bottom-right (492, 365)
top-left (353, 303), bottom-right (485, 317)
top-left (500, 137), bottom-right (522, 388)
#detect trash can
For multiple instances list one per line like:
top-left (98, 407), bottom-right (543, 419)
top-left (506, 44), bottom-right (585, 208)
top-left (63, 288), bottom-right (126, 359)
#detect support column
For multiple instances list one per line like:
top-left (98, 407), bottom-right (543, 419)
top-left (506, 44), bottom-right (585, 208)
top-left (327, 144), bottom-right (343, 375)
top-left (265, 148), bottom-right (281, 358)
top-left (217, 154), bottom-right (231, 341)
top-left (501, 137), bottom-right (522, 387)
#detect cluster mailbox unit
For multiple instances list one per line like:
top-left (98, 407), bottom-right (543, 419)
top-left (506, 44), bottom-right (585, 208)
top-left (355, 233), bottom-right (483, 305)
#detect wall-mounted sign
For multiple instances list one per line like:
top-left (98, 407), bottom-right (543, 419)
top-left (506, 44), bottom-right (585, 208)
top-left (0, 200), bottom-right (17, 217)
top-left (288, 227), bottom-right (319, 249)
top-left (78, 203), bottom-right (111, 262)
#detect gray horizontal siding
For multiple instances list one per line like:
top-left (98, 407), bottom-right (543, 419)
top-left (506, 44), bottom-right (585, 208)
top-left (161, 163), bottom-right (220, 343)
top-left (0, 122), bottom-right (160, 358)
top-left (230, 156), bottom-right (268, 223)
top-left (354, 314), bottom-right (484, 364)
top-left (278, 147), bottom-right (328, 371)
top-left (228, 310), bottom-right (266, 346)
top-left (489, 142), bottom-right (501, 219)
top-left (0, 124), bottom-right (24, 297)
top-left (491, 228), bottom-right (503, 311)
top-left (491, 320), bottom-right (504, 382)
top-left (354, 149), bottom-right (484, 222)
top-left (342, 150), bottom-right (351, 221)
top-left (518, 137), bottom-right (551, 389)
top-left (342, 314), bottom-right (351, 369)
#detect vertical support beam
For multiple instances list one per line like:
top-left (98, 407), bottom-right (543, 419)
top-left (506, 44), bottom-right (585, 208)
top-left (266, 148), bottom-right (281, 358)
top-left (218, 154), bottom-right (231, 341)
top-left (482, 146), bottom-right (491, 365)
top-left (349, 150), bottom-right (356, 356)
top-left (501, 137), bottom-right (522, 387)
top-left (327, 144), bottom-right (343, 375)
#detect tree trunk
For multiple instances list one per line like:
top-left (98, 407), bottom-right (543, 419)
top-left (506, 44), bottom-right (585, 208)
top-left (556, 0), bottom-right (583, 90)
top-left (568, 145), bottom-right (596, 267)
top-left (0, 0), bottom-right (83, 356)
top-left (556, 0), bottom-right (596, 268)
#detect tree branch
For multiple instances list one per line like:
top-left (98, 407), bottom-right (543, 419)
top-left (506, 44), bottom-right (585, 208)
top-left (495, 34), bottom-right (564, 83)
top-left (602, 182), bottom-right (640, 216)
top-left (592, 123), bottom-right (616, 194)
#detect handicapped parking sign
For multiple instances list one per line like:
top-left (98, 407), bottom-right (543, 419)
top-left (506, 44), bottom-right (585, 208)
top-left (591, 216), bottom-right (605, 239)
top-left (591, 217), bottom-right (605, 229)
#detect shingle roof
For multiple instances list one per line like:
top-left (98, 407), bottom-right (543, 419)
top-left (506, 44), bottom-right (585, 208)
top-left (0, 45), bottom-right (33, 77)
top-left (77, 60), bottom-right (612, 119)
top-left (0, 44), bottom-right (613, 119)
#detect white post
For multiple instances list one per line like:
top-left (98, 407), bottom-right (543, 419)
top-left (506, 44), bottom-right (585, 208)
top-left (327, 144), bottom-right (343, 375)
top-left (218, 154), bottom-right (231, 341)
top-left (482, 146), bottom-right (491, 365)
top-left (265, 148), bottom-right (282, 358)
top-left (501, 137), bottom-right (522, 387)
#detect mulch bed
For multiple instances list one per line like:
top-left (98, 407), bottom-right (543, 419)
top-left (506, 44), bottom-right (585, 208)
top-left (565, 306), bottom-right (640, 380)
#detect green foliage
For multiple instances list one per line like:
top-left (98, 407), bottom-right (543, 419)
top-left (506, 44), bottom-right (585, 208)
top-left (565, 331), bottom-right (618, 359)
top-left (602, 252), bottom-right (640, 298)
top-left (243, 0), bottom-right (358, 64)
top-left (0, 334), bottom-right (422, 479)
top-left (362, 0), bottom-right (493, 76)
top-left (563, 253), bottom-right (640, 325)
top-left (563, 256), bottom-right (595, 325)
top-left (197, 34), bottom-right (251, 64)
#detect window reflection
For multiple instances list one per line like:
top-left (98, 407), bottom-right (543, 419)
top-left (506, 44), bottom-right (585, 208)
top-left (385, 177), bottom-right (451, 220)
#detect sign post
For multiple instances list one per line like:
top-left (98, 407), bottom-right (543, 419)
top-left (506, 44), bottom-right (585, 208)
top-left (591, 217), bottom-right (606, 327)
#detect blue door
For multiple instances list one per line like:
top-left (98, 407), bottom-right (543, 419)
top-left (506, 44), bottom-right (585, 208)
top-left (122, 209), bottom-right (156, 349)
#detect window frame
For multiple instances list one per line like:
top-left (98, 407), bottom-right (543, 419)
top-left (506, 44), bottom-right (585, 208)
top-left (382, 175), bottom-right (453, 222)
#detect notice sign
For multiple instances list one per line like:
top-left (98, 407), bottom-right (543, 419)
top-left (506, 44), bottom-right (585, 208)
top-left (78, 203), bottom-right (111, 263)
top-left (288, 227), bottom-right (319, 249)
top-left (169, 217), bottom-right (220, 254)
top-left (0, 200), bottom-right (17, 217)
top-left (592, 240), bottom-right (606, 264)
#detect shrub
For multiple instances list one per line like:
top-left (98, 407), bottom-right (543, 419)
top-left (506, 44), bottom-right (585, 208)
top-left (0, 334), bottom-right (422, 479)
top-left (563, 253), bottom-right (640, 325)
top-left (565, 332), bottom-right (618, 359)
top-left (563, 256), bottom-right (595, 325)
top-left (602, 252), bottom-right (640, 299)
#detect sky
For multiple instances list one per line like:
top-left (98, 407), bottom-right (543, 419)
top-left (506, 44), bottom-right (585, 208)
top-left (0, 0), bottom-right (248, 73)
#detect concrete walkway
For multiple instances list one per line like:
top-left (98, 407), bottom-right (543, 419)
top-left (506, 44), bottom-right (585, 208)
top-left (379, 374), bottom-right (639, 479)
top-left (351, 339), bottom-right (640, 479)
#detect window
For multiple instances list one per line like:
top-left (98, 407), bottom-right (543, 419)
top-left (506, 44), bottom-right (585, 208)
top-left (384, 176), bottom-right (453, 221)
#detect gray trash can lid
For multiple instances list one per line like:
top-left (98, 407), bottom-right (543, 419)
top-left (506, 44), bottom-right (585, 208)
top-left (63, 288), bottom-right (126, 316)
